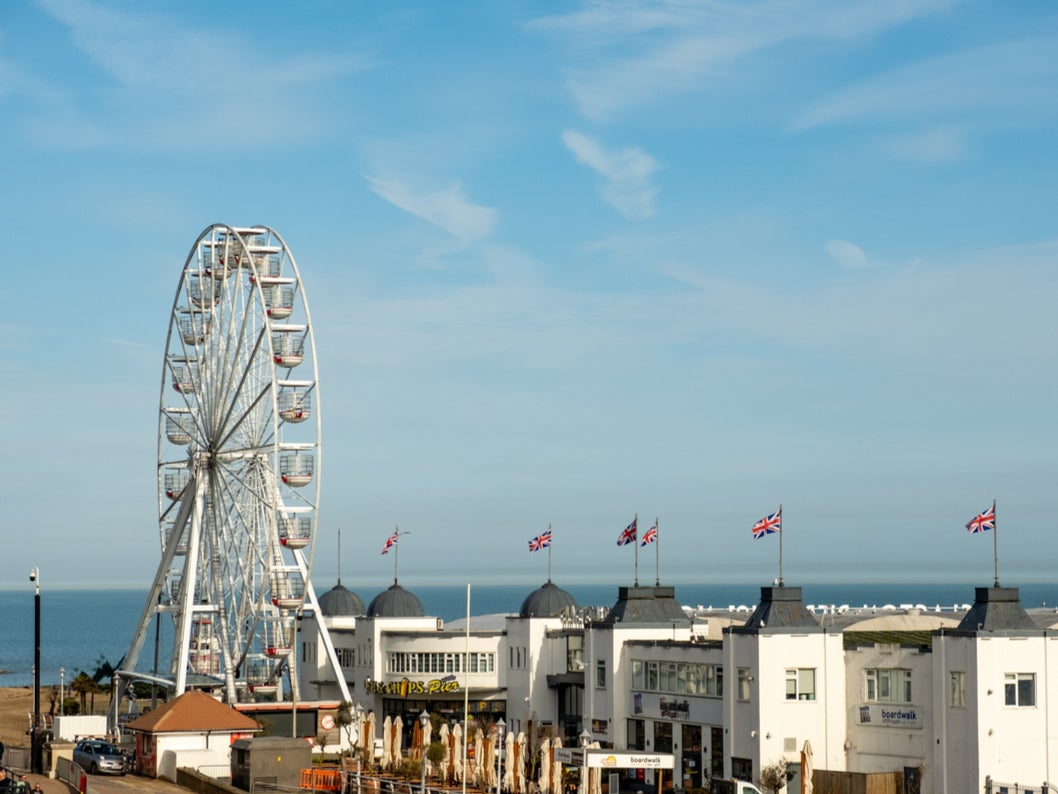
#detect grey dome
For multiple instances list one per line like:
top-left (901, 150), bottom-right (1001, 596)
top-left (519, 580), bottom-right (578, 618)
top-left (318, 582), bottom-right (365, 617)
top-left (367, 582), bottom-right (425, 618)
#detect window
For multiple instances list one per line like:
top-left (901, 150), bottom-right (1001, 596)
top-left (386, 651), bottom-right (495, 674)
top-left (865, 668), bottom-right (912, 703)
top-left (629, 660), bottom-right (722, 697)
top-left (596, 659), bottom-right (607, 689)
top-left (336, 647), bottom-right (354, 667)
top-left (785, 668), bottom-right (816, 701)
top-left (567, 635), bottom-right (583, 673)
top-left (660, 662), bottom-right (677, 693)
top-left (704, 665), bottom-right (723, 697)
top-left (738, 668), bottom-right (752, 701)
top-left (949, 671), bottom-right (965, 708)
top-left (1004, 673), bottom-right (1036, 707)
top-left (627, 719), bottom-right (646, 750)
top-left (653, 720), bottom-right (672, 753)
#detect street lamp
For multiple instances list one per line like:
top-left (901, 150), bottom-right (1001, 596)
top-left (579, 730), bottom-right (591, 794)
top-left (420, 709), bottom-right (431, 794)
top-left (495, 718), bottom-right (506, 794)
top-left (60, 667), bottom-right (65, 717)
top-left (30, 567), bottom-right (42, 775)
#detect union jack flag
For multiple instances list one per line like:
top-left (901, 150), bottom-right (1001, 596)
top-left (529, 530), bottom-right (552, 552)
top-left (641, 522), bottom-right (658, 546)
top-left (381, 530), bottom-right (399, 555)
top-left (617, 517), bottom-right (638, 547)
top-left (752, 507), bottom-right (782, 539)
top-left (966, 504), bottom-right (996, 534)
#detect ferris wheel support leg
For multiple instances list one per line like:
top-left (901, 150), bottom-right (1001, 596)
top-left (297, 550), bottom-right (351, 703)
top-left (113, 479), bottom-right (197, 735)
top-left (173, 484), bottom-right (207, 695)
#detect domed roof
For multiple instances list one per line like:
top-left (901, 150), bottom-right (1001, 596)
top-left (367, 581), bottom-right (425, 618)
top-left (519, 580), bottom-right (578, 618)
top-left (318, 582), bottom-right (365, 617)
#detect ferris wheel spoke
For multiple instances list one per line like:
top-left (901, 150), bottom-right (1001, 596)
top-left (215, 382), bottom-right (275, 455)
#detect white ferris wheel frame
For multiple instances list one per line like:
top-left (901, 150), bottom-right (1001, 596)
top-left (117, 223), bottom-right (350, 709)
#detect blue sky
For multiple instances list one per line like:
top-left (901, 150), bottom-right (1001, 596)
top-left (2, 0), bottom-right (1056, 592)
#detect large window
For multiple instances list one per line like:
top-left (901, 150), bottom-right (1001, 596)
top-left (1004, 673), bottom-right (1036, 707)
top-left (949, 671), bottom-right (965, 708)
top-left (865, 668), bottom-right (912, 703)
top-left (387, 651), bottom-right (495, 674)
top-left (631, 660), bottom-right (723, 697)
top-left (785, 668), bottom-right (816, 701)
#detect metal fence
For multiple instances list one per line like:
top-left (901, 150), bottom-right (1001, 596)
top-left (984, 778), bottom-right (1058, 794)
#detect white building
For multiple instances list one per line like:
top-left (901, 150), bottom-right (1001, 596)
top-left (298, 577), bottom-right (1058, 794)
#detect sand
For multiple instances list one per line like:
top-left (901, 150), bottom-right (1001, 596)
top-left (0, 686), bottom-right (113, 750)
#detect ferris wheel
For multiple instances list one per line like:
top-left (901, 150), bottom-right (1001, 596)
top-left (120, 224), bottom-right (349, 705)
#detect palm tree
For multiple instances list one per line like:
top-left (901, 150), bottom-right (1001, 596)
top-left (92, 654), bottom-right (125, 692)
top-left (71, 672), bottom-right (99, 714)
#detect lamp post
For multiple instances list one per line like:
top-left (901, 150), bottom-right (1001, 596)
top-left (292, 608), bottom-right (302, 739)
top-left (420, 709), bottom-right (430, 794)
top-left (495, 718), bottom-right (506, 794)
top-left (60, 667), bottom-right (65, 717)
top-left (30, 567), bottom-right (42, 775)
top-left (579, 730), bottom-right (591, 794)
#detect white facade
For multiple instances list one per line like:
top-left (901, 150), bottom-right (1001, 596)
top-left (297, 581), bottom-right (1058, 794)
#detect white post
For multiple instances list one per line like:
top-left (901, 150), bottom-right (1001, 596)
top-left (496, 719), bottom-right (506, 794)
top-left (421, 709), bottom-right (431, 794)
top-left (579, 730), bottom-right (591, 794)
top-left (60, 667), bottom-right (65, 717)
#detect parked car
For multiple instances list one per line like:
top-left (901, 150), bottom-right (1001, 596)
top-left (73, 739), bottom-right (127, 775)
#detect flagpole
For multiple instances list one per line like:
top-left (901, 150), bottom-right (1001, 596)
top-left (992, 499), bottom-right (999, 587)
top-left (394, 525), bottom-right (400, 585)
top-left (654, 517), bottom-right (660, 587)
top-left (633, 513), bottom-right (639, 587)
top-left (547, 523), bottom-right (553, 583)
top-left (778, 504), bottom-right (784, 587)
top-left (462, 582), bottom-right (470, 794)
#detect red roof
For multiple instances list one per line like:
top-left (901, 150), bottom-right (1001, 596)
top-left (124, 690), bottom-right (261, 734)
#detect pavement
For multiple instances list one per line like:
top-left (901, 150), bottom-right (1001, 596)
top-left (4, 768), bottom-right (190, 794)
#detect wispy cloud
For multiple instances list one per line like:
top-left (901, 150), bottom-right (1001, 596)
top-left (790, 38), bottom-right (1058, 133)
top-left (366, 175), bottom-right (498, 244)
top-left (22, 0), bottom-right (371, 151)
top-left (562, 130), bottom-right (659, 219)
top-left (530, 0), bottom-right (959, 120)
top-left (825, 239), bottom-right (870, 269)
top-left (877, 127), bottom-right (969, 164)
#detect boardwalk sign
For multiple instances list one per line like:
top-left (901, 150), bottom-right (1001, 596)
top-left (554, 749), bottom-right (674, 769)
top-left (857, 704), bottom-right (922, 728)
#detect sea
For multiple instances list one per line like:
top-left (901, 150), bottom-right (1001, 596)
top-left (2, 581), bottom-right (1056, 689)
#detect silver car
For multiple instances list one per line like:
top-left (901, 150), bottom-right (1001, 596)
top-left (73, 739), bottom-right (127, 775)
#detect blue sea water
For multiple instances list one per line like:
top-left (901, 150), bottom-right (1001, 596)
top-left (2, 581), bottom-right (1055, 688)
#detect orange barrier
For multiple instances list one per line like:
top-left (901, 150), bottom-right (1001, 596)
top-left (300, 767), bottom-right (343, 791)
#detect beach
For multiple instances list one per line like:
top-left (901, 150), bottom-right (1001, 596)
top-left (0, 687), bottom-right (113, 751)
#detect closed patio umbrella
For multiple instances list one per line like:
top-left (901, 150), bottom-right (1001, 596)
top-left (549, 737), bottom-right (562, 794)
top-left (453, 723), bottom-right (465, 784)
top-left (538, 737), bottom-right (551, 794)
top-left (394, 715), bottom-right (404, 767)
top-left (382, 716), bottom-right (393, 772)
